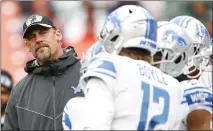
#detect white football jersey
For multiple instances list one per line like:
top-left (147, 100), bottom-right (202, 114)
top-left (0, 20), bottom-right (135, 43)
top-left (63, 52), bottom-right (184, 130)
top-left (177, 79), bottom-right (212, 130)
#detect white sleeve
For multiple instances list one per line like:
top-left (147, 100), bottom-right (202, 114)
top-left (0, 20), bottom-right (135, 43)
top-left (83, 77), bottom-right (115, 130)
top-left (62, 97), bottom-right (87, 130)
top-left (180, 81), bottom-right (212, 125)
top-left (80, 54), bottom-right (117, 93)
top-left (182, 85), bottom-right (212, 114)
top-left (62, 77), bottom-right (114, 130)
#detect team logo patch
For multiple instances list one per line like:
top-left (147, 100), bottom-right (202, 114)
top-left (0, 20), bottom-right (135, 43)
top-left (70, 86), bottom-right (82, 94)
top-left (26, 15), bottom-right (43, 26)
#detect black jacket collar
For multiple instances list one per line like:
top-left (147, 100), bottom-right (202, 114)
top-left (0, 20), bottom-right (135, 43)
top-left (24, 46), bottom-right (79, 76)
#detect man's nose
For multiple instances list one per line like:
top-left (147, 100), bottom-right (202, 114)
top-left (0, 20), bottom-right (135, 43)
top-left (35, 35), bottom-right (43, 44)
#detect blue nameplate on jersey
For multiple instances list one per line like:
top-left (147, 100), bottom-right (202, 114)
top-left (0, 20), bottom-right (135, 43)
top-left (182, 87), bottom-right (212, 108)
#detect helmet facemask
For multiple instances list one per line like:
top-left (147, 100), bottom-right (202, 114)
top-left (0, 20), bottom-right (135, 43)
top-left (187, 45), bottom-right (213, 80)
top-left (184, 42), bottom-right (207, 79)
top-left (99, 18), bottom-right (126, 55)
top-left (170, 15), bottom-right (212, 79)
top-left (198, 54), bottom-right (212, 88)
top-left (153, 45), bottom-right (187, 77)
top-left (154, 21), bottom-right (193, 78)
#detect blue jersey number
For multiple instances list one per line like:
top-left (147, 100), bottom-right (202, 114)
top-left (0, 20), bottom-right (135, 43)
top-left (137, 82), bottom-right (170, 130)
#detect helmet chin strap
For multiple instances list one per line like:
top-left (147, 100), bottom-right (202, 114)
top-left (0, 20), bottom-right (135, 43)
top-left (185, 51), bottom-right (210, 79)
top-left (184, 53), bottom-right (202, 79)
top-left (185, 66), bottom-right (202, 79)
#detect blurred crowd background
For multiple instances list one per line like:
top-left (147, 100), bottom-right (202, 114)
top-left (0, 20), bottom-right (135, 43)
top-left (1, 1), bottom-right (212, 85)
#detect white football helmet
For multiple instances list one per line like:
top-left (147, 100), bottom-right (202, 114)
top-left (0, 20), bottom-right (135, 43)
top-left (170, 16), bottom-right (211, 79)
top-left (198, 42), bottom-right (212, 88)
top-left (99, 5), bottom-right (158, 57)
top-left (152, 22), bottom-right (194, 77)
top-left (157, 21), bottom-right (171, 27)
top-left (81, 41), bottom-right (104, 74)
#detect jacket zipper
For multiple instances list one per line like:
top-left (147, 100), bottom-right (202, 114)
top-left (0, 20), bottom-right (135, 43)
top-left (52, 76), bottom-right (56, 130)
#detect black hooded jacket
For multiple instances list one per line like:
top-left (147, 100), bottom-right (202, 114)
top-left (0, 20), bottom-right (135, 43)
top-left (3, 46), bottom-right (84, 130)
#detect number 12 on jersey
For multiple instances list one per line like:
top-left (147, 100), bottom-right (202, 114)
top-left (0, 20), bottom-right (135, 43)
top-left (137, 82), bottom-right (170, 130)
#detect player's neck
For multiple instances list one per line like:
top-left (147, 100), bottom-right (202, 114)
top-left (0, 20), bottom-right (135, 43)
top-left (175, 74), bottom-right (189, 82)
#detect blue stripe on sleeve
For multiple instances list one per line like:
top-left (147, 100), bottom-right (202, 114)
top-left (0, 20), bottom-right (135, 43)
top-left (94, 71), bottom-right (116, 79)
top-left (63, 112), bottom-right (72, 130)
top-left (203, 104), bottom-right (213, 108)
top-left (184, 91), bottom-right (212, 105)
top-left (98, 60), bottom-right (116, 74)
top-left (184, 86), bottom-right (210, 93)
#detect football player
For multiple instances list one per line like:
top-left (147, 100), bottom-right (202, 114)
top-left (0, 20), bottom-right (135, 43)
top-left (153, 21), bottom-right (212, 130)
top-left (170, 16), bottom-right (211, 80)
top-left (80, 41), bottom-right (105, 75)
top-left (63, 5), bottom-right (184, 130)
top-left (198, 43), bottom-right (212, 89)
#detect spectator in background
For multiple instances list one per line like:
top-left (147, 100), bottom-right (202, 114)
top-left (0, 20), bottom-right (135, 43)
top-left (107, 1), bottom-right (141, 14)
top-left (1, 70), bottom-right (13, 129)
top-left (188, 1), bottom-right (212, 24)
top-left (20, 1), bottom-right (55, 18)
top-left (188, 2), bottom-right (212, 37)
top-left (73, 0), bottom-right (97, 58)
top-left (3, 14), bottom-right (84, 130)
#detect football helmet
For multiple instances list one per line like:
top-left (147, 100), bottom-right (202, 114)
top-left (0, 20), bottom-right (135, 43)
top-left (157, 21), bottom-right (171, 28)
top-left (80, 41), bottom-right (104, 74)
top-left (170, 16), bottom-right (211, 79)
top-left (198, 42), bottom-right (212, 88)
top-left (99, 5), bottom-right (158, 57)
top-left (152, 22), bottom-right (194, 77)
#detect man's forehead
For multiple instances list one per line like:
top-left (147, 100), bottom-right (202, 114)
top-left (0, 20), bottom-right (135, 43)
top-left (28, 25), bottom-right (51, 33)
top-left (24, 25), bottom-right (52, 38)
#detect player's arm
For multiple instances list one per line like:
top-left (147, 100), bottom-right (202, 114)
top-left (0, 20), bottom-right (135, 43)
top-left (62, 77), bottom-right (114, 130)
top-left (187, 109), bottom-right (212, 130)
top-left (83, 77), bottom-right (115, 130)
top-left (76, 54), bottom-right (117, 129)
top-left (62, 97), bottom-right (86, 130)
top-left (182, 85), bottom-right (212, 130)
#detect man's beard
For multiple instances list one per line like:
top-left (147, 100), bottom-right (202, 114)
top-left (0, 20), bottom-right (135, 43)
top-left (37, 47), bottom-right (52, 64)
top-left (1, 103), bottom-right (7, 114)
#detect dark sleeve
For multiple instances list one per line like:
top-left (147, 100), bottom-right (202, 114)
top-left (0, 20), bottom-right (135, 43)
top-left (3, 88), bottom-right (19, 130)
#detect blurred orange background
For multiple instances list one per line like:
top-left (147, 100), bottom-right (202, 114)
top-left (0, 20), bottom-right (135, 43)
top-left (1, 1), bottom-right (212, 85)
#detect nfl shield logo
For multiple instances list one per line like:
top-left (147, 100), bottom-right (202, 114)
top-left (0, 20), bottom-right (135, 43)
top-left (26, 15), bottom-right (43, 26)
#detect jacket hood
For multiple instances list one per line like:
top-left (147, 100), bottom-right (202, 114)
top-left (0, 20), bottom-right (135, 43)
top-left (24, 46), bottom-right (79, 76)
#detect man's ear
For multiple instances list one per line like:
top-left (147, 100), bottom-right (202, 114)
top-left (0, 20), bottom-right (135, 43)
top-left (25, 40), bottom-right (31, 52)
top-left (55, 29), bottom-right (62, 42)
